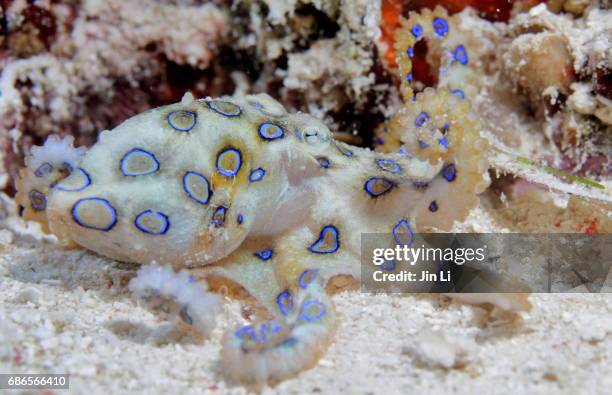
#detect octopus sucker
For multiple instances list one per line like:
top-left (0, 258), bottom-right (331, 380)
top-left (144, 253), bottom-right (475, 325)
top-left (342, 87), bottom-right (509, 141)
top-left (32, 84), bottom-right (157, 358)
top-left (15, 87), bottom-right (492, 382)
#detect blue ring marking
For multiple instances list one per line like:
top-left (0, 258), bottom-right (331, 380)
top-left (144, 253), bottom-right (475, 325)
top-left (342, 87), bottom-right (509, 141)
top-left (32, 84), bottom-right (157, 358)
top-left (411, 24), bottom-right (423, 38)
top-left (310, 225), bottom-right (340, 254)
top-left (406, 47), bottom-right (414, 58)
top-left (34, 162), bottom-right (53, 178)
top-left (277, 290), bottom-right (293, 316)
top-left (299, 300), bottom-right (326, 322)
top-left (183, 171), bottom-right (212, 205)
top-left (249, 168), bottom-right (265, 182)
top-left (207, 100), bottom-right (241, 117)
top-left (216, 148), bottom-right (242, 177)
top-left (451, 89), bottom-right (465, 99)
top-left (71, 198), bottom-right (117, 232)
top-left (269, 320), bottom-right (282, 334)
top-left (393, 219), bottom-right (414, 247)
top-left (364, 177), bottom-right (395, 197)
top-left (317, 157), bottom-right (330, 169)
top-left (29, 190), bottom-right (47, 211)
top-left (433, 17), bottom-right (449, 37)
top-left (374, 138), bottom-right (384, 145)
top-left (429, 200), bottom-right (439, 212)
top-left (443, 163), bottom-right (457, 181)
top-left (53, 168), bottom-right (92, 191)
top-left (237, 214), bottom-right (244, 225)
top-left (382, 259), bottom-right (396, 271)
top-left (212, 206), bottom-right (226, 227)
top-left (413, 181), bottom-right (429, 189)
top-left (298, 269), bottom-right (318, 289)
top-left (134, 210), bottom-right (170, 235)
top-left (415, 111), bottom-right (430, 127)
top-left (406, 73), bottom-right (413, 82)
top-left (255, 248), bottom-right (273, 261)
top-left (258, 122), bottom-right (285, 141)
top-left (441, 122), bottom-right (450, 134)
top-left (438, 137), bottom-right (449, 149)
top-left (336, 143), bottom-right (354, 157)
top-left (120, 148), bottom-right (160, 177)
top-left (375, 158), bottom-right (401, 174)
top-left (234, 325), bottom-right (256, 341)
top-left (419, 140), bottom-right (429, 149)
top-left (167, 110), bottom-right (197, 131)
top-left (454, 45), bottom-right (468, 65)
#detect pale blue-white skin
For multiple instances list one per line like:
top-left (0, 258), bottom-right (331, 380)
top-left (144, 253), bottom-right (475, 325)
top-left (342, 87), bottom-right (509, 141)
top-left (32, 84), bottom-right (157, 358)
top-left (19, 91), bottom-right (490, 383)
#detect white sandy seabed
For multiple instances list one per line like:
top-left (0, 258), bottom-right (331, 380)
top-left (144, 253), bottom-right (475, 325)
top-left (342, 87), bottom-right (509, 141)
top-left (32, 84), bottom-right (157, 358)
top-left (0, 224), bottom-right (611, 395)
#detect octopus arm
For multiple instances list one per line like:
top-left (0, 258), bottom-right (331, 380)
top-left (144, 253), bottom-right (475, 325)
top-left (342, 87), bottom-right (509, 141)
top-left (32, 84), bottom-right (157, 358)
top-left (15, 135), bottom-right (87, 233)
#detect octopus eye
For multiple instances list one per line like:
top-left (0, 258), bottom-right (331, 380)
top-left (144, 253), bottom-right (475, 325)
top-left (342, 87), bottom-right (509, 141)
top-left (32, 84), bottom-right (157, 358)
top-left (34, 162), bottom-right (53, 178)
top-left (415, 112), bottom-right (430, 127)
top-left (71, 198), bottom-right (117, 232)
top-left (433, 17), bottom-right (449, 37)
top-left (443, 163), bottom-right (457, 181)
top-left (304, 130), bottom-right (321, 144)
top-left (183, 171), bottom-right (212, 205)
top-left (429, 200), bottom-right (439, 212)
top-left (454, 45), bottom-right (469, 65)
top-left (29, 190), bottom-right (47, 211)
top-left (134, 210), bottom-right (170, 235)
top-left (393, 219), bottom-right (414, 247)
top-left (52, 168), bottom-right (91, 191)
top-left (216, 148), bottom-right (242, 177)
top-left (255, 248), bottom-right (273, 261)
top-left (249, 168), bottom-right (266, 182)
top-left (298, 300), bottom-right (326, 322)
top-left (310, 225), bottom-right (340, 254)
top-left (411, 24), bottom-right (423, 38)
top-left (258, 122), bottom-right (285, 141)
top-left (212, 206), bottom-right (227, 227)
top-left (276, 290), bottom-right (294, 316)
top-left (120, 149), bottom-right (160, 177)
top-left (376, 159), bottom-right (401, 174)
top-left (168, 110), bottom-right (196, 132)
top-left (298, 269), bottom-right (318, 289)
top-left (207, 100), bottom-right (241, 117)
top-left (364, 177), bottom-right (395, 197)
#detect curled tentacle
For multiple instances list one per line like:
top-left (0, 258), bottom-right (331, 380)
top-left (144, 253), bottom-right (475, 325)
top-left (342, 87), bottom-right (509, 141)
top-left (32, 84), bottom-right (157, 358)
top-left (220, 273), bottom-right (335, 384)
top-left (378, 88), bottom-right (489, 231)
top-left (15, 135), bottom-right (87, 233)
top-left (129, 264), bottom-right (221, 338)
top-left (374, 6), bottom-right (489, 231)
top-left (393, 6), bottom-right (474, 102)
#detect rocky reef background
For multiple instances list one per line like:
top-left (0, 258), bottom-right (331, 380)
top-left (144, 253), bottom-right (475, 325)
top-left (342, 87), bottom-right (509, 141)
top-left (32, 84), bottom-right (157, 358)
top-left (0, 0), bottom-right (610, 217)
